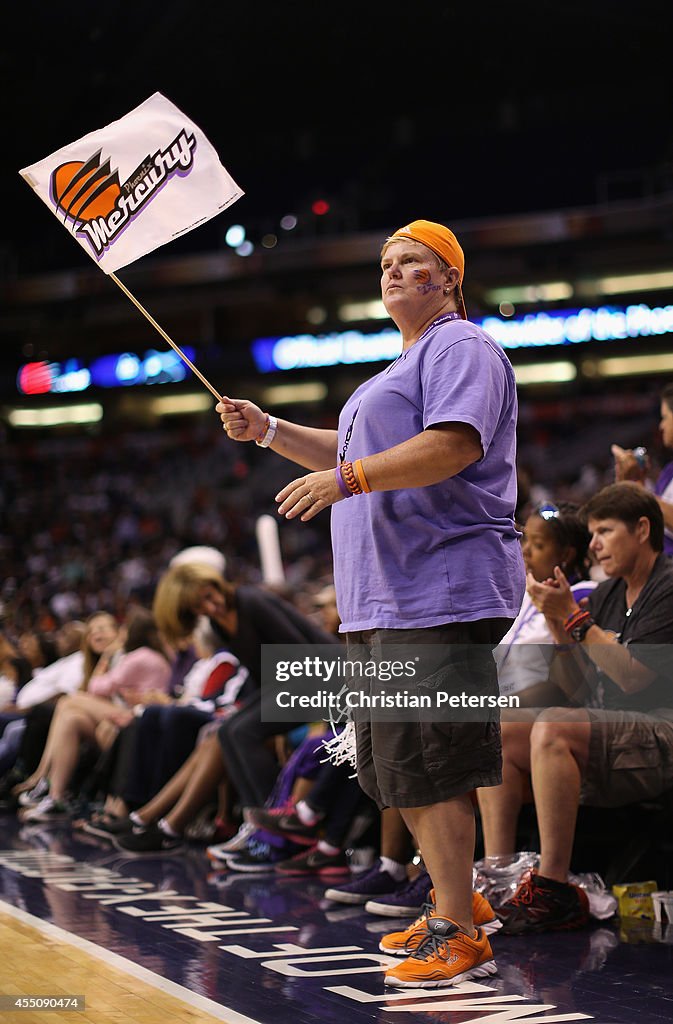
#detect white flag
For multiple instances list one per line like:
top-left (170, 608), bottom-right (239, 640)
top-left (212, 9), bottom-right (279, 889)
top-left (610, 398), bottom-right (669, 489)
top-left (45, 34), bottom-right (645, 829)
top-left (19, 92), bottom-right (244, 274)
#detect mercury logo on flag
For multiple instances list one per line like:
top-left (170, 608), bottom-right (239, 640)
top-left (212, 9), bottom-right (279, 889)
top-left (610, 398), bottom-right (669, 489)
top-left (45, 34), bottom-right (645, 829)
top-left (20, 92), bottom-right (243, 275)
top-left (20, 92), bottom-right (244, 400)
top-left (50, 130), bottom-right (197, 260)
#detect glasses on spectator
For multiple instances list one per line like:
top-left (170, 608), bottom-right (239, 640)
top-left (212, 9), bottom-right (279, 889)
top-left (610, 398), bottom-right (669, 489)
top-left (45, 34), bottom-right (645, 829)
top-left (537, 502), bottom-right (560, 521)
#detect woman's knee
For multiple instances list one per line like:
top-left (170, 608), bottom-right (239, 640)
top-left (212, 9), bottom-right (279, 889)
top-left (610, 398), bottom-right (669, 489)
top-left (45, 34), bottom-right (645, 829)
top-left (530, 708), bottom-right (589, 759)
top-left (63, 711), bottom-right (97, 737)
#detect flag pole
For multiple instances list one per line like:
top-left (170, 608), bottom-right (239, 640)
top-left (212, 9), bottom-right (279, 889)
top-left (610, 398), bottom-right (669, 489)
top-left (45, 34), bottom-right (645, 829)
top-left (109, 272), bottom-right (222, 402)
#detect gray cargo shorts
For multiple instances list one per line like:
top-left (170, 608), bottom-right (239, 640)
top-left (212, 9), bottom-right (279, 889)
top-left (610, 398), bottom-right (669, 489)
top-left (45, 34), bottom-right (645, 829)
top-left (581, 708), bottom-right (673, 807)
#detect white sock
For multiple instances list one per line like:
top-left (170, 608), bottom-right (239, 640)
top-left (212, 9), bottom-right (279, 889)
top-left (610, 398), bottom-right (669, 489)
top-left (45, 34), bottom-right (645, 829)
top-left (158, 817), bottom-right (179, 837)
top-left (296, 800), bottom-right (322, 826)
top-left (379, 856), bottom-right (407, 881)
top-left (317, 839), bottom-right (340, 856)
top-left (129, 811), bottom-right (146, 827)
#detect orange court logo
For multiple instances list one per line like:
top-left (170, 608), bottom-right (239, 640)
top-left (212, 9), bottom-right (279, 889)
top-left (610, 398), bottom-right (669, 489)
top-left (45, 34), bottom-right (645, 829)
top-left (49, 129), bottom-right (197, 260)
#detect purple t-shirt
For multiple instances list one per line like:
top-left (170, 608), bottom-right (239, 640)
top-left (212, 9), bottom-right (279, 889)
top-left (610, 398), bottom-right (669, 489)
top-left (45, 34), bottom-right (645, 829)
top-left (654, 460), bottom-right (673, 556)
top-left (331, 317), bottom-right (526, 631)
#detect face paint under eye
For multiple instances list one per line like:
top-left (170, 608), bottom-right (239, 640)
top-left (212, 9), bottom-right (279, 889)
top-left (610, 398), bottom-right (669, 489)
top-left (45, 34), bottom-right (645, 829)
top-left (413, 267), bottom-right (441, 295)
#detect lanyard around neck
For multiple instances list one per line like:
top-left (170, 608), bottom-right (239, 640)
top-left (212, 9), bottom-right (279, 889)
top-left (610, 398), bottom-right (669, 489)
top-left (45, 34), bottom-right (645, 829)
top-left (417, 311), bottom-right (462, 344)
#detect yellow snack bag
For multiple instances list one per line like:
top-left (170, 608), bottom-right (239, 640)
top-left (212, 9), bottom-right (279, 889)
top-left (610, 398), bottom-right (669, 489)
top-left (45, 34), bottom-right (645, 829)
top-left (611, 880), bottom-right (659, 920)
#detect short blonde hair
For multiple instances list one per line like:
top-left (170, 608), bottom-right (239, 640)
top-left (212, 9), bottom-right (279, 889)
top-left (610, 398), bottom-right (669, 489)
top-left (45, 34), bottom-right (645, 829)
top-left (152, 563), bottom-right (234, 645)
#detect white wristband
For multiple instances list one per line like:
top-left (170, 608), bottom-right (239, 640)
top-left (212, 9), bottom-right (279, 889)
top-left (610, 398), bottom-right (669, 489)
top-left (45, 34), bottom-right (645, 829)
top-left (256, 414), bottom-right (278, 448)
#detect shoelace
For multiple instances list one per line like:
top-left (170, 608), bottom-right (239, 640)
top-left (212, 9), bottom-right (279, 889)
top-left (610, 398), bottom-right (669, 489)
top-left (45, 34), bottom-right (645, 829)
top-left (408, 924), bottom-right (459, 961)
top-left (508, 870), bottom-right (537, 907)
top-left (402, 901), bottom-right (436, 954)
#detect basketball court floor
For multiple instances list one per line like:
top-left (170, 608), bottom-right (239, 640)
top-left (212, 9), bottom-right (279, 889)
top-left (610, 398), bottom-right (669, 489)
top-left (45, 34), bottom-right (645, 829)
top-left (1, 816), bottom-right (671, 1024)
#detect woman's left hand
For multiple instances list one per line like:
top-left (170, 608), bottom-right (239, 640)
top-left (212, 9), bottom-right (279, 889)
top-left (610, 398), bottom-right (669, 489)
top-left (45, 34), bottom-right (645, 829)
top-left (276, 469), bottom-right (346, 521)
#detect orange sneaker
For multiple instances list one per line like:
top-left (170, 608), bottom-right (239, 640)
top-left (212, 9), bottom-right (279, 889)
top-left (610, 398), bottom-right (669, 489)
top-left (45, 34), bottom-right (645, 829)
top-left (384, 917), bottom-right (497, 988)
top-left (474, 890), bottom-right (503, 936)
top-left (379, 890), bottom-right (501, 955)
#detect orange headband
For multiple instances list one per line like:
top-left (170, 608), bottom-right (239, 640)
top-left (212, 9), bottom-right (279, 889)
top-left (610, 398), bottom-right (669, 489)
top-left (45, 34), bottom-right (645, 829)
top-left (387, 219), bottom-right (467, 319)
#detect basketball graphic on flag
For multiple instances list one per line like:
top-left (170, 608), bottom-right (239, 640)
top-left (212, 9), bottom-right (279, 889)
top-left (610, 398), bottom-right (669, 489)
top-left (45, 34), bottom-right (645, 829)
top-left (22, 93), bottom-right (243, 273)
top-left (50, 152), bottom-right (121, 224)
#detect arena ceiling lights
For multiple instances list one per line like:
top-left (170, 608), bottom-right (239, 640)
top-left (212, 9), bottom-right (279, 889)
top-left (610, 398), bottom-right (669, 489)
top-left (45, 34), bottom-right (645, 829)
top-left (149, 394), bottom-right (212, 415)
top-left (6, 403), bottom-right (103, 427)
top-left (583, 353), bottom-right (673, 378)
top-left (590, 270), bottom-right (673, 296)
top-left (261, 382), bottom-right (328, 405)
top-left (487, 270), bottom-right (673, 308)
top-left (512, 362), bottom-right (576, 385)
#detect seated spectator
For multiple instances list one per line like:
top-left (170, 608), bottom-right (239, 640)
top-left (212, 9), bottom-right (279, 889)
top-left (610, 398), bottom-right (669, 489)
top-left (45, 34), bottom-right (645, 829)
top-left (17, 607), bottom-right (171, 821)
top-left (81, 546), bottom-right (230, 821)
top-left (81, 615), bottom-right (248, 831)
top-left (494, 502), bottom-right (596, 707)
top-left (611, 381), bottom-right (673, 554)
top-left (0, 615), bottom-right (112, 803)
top-left (15, 617), bottom-right (110, 712)
top-left (89, 560), bottom-right (339, 853)
top-left (110, 723), bottom-right (327, 857)
top-left (155, 561), bottom-right (341, 848)
top-left (17, 630), bottom-right (59, 677)
top-left (477, 482), bottom-right (673, 933)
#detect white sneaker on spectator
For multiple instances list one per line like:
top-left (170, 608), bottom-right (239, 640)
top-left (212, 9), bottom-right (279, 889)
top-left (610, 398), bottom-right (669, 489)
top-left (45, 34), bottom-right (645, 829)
top-left (207, 822), bottom-right (256, 863)
top-left (19, 795), bottom-right (70, 823)
top-left (18, 778), bottom-right (50, 807)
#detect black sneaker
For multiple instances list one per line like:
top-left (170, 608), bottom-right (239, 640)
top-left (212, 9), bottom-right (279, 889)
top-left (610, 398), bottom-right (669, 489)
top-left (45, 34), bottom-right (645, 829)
top-left (243, 805), bottom-right (321, 845)
top-left (275, 844), bottom-right (349, 877)
top-left (81, 815), bottom-right (135, 840)
top-left (499, 870), bottom-right (590, 934)
top-left (207, 822), bottom-right (256, 863)
top-left (226, 840), bottom-right (287, 873)
top-left (114, 823), bottom-right (184, 856)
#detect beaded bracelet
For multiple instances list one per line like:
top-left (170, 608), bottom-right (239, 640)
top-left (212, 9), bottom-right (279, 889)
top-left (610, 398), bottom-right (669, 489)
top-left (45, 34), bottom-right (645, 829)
top-left (341, 461), bottom-right (363, 495)
top-left (255, 413), bottom-right (278, 448)
top-left (335, 464), bottom-right (352, 498)
top-left (353, 459), bottom-right (372, 494)
top-left (563, 608), bottom-right (591, 636)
